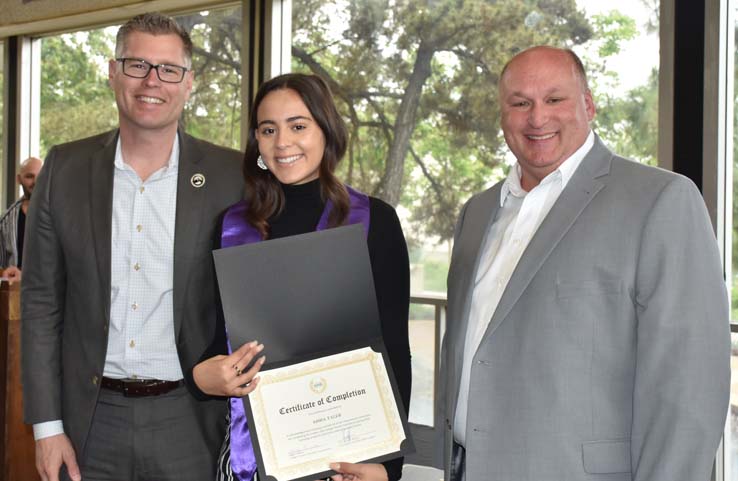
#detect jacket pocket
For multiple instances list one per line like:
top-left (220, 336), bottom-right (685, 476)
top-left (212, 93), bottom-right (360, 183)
top-left (582, 440), bottom-right (631, 474)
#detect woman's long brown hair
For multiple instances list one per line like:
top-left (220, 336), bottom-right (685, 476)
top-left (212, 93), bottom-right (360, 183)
top-left (243, 73), bottom-right (350, 239)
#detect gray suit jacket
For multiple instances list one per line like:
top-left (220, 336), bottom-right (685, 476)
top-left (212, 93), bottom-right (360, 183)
top-left (441, 137), bottom-right (730, 481)
top-left (21, 130), bottom-right (243, 460)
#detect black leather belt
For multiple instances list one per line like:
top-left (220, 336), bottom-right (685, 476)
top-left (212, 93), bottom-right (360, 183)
top-left (100, 377), bottom-right (184, 397)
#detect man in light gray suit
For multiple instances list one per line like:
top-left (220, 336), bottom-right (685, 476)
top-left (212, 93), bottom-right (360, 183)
top-left (442, 46), bottom-right (730, 481)
top-left (21, 13), bottom-right (256, 481)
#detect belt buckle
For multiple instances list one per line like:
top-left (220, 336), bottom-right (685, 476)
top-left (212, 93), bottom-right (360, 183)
top-left (121, 380), bottom-right (150, 397)
top-left (121, 381), bottom-right (134, 397)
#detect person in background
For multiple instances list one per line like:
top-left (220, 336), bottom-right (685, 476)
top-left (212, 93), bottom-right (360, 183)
top-left (21, 12), bottom-right (257, 481)
top-left (192, 73), bottom-right (412, 481)
top-left (0, 156), bottom-right (42, 281)
top-left (440, 45), bottom-right (730, 481)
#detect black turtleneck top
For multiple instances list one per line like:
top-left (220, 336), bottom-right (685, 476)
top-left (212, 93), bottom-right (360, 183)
top-left (269, 180), bottom-right (411, 481)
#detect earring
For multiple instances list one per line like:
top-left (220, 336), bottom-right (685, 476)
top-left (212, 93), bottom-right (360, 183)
top-left (257, 155), bottom-right (268, 170)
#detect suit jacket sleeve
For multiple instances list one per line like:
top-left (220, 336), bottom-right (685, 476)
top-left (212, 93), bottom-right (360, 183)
top-left (21, 147), bottom-right (66, 423)
top-left (631, 175), bottom-right (730, 481)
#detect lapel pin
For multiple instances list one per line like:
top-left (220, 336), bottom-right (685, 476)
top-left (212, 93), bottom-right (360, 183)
top-left (190, 173), bottom-right (206, 188)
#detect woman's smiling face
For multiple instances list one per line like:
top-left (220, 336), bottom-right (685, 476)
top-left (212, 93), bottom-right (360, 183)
top-left (255, 88), bottom-right (326, 185)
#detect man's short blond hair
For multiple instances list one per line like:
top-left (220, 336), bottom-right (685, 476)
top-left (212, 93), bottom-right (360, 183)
top-left (115, 12), bottom-right (193, 68)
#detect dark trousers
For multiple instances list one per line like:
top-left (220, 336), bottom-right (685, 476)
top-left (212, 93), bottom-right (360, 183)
top-left (450, 443), bottom-right (466, 481)
top-left (71, 384), bottom-right (216, 481)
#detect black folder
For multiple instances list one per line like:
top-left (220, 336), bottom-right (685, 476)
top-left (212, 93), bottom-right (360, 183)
top-left (213, 223), bottom-right (381, 360)
top-left (213, 224), bottom-right (413, 481)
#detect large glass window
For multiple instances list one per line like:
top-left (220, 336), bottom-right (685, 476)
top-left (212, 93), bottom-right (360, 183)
top-left (290, 0), bottom-right (659, 432)
top-left (177, 8), bottom-right (244, 149)
top-left (729, 6), bottom-right (738, 479)
top-left (39, 28), bottom-right (117, 157)
top-left (582, 0), bottom-right (660, 166)
top-left (38, 5), bottom-right (243, 158)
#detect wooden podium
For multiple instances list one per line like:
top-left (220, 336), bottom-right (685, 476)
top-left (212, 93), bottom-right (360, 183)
top-left (0, 281), bottom-right (40, 481)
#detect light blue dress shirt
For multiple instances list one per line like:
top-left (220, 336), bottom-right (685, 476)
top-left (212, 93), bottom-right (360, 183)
top-left (34, 134), bottom-right (182, 440)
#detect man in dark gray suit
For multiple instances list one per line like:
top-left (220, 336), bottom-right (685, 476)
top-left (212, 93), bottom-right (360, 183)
top-left (442, 46), bottom-right (730, 481)
top-left (21, 13), bottom-right (252, 481)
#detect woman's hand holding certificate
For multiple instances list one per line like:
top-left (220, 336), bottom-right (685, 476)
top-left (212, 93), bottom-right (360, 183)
top-left (193, 340), bottom-right (266, 396)
top-left (326, 462), bottom-right (388, 481)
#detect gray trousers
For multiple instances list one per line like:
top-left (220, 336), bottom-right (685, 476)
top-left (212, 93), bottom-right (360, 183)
top-left (68, 384), bottom-right (216, 481)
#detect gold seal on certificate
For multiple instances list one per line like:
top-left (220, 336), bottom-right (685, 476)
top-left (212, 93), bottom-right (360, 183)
top-left (249, 347), bottom-right (405, 481)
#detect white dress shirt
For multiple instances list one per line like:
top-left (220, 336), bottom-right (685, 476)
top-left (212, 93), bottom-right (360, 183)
top-left (34, 135), bottom-right (182, 440)
top-left (105, 135), bottom-right (182, 381)
top-left (453, 131), bottom-right (594, 446)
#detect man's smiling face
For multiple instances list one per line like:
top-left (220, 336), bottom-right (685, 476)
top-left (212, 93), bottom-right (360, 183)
top-left (109, 32), bottom-right (193, 134)
top-left (499, 47), bottom-right (595, 190)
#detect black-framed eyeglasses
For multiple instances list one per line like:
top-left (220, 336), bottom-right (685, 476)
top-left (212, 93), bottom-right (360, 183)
top-left (116, 58), bottom-right (189, 84)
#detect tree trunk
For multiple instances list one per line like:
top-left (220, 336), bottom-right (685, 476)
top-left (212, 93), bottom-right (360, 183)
top-left (375, 40), bottom-right (435, 206)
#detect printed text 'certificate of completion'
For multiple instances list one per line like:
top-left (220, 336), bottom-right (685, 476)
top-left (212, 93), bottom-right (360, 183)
top-left (251, 347), bottom-right (405, 481)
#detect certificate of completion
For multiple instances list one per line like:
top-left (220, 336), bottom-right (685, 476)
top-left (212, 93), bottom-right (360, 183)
top-left (249, 346), bottom-right (406, 481)
top-left (215, 226), bottom-right (414, 480)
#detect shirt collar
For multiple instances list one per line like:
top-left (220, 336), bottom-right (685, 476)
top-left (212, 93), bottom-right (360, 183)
top-left (500, 130), bottom-right (594, 206)
top-left (114, 132), bottom-right (180, 173)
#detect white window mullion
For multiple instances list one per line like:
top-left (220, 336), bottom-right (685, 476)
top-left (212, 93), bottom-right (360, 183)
top-left (17, 36), bottom-right (41, 165)
top-left (265, 0), bottom-right (292, 78)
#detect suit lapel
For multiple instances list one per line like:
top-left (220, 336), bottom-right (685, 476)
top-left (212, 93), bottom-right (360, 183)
top-left (172, 132), bottom-right (206, 340)
top-left (479, 137), bottom-right (613, 345)
top-left (89, 131), bottom-right (118, 323)
top-left (450, 186), bottom-right (502, 384)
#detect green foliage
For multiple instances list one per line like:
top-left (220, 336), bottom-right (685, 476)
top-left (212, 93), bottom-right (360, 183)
top-left (422, 257), bottom-right (450, 292)
top-left (584, 10), bottom-right (657, 166)
top-left (594, 68), bottom-right (658, 165)
top-left (38, 6), bottom-right (243, 158)
top-left (589, 11), bottom-right (637, 58)
top-left (40, 31), bottom-right (118, 157)
top-left (34, 1), bottom-right (661, 261)
top-left (409, 303), bottom-right (434, 321)
top-left (178, 8), bottom-right (243, 149)
top-left (292, 0), bottom-right (594, 244)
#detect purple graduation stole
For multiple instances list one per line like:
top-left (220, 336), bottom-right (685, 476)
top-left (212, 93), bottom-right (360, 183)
top-left (220, 185), bottom-right (370, 481)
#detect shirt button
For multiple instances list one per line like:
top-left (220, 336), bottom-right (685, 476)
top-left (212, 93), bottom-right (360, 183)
top-left (130, 340), bottom-right (135, 348)
top-left (512, 238), bottom-right (521, 245)
top-left (132, 302), bottom-right (138, 310)
top-left (139, 186), bottom-right (145, 193)
top-left (134, 263), bottom-right (140, 271)
top-left (136, 225), bottom-right (143, 232)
